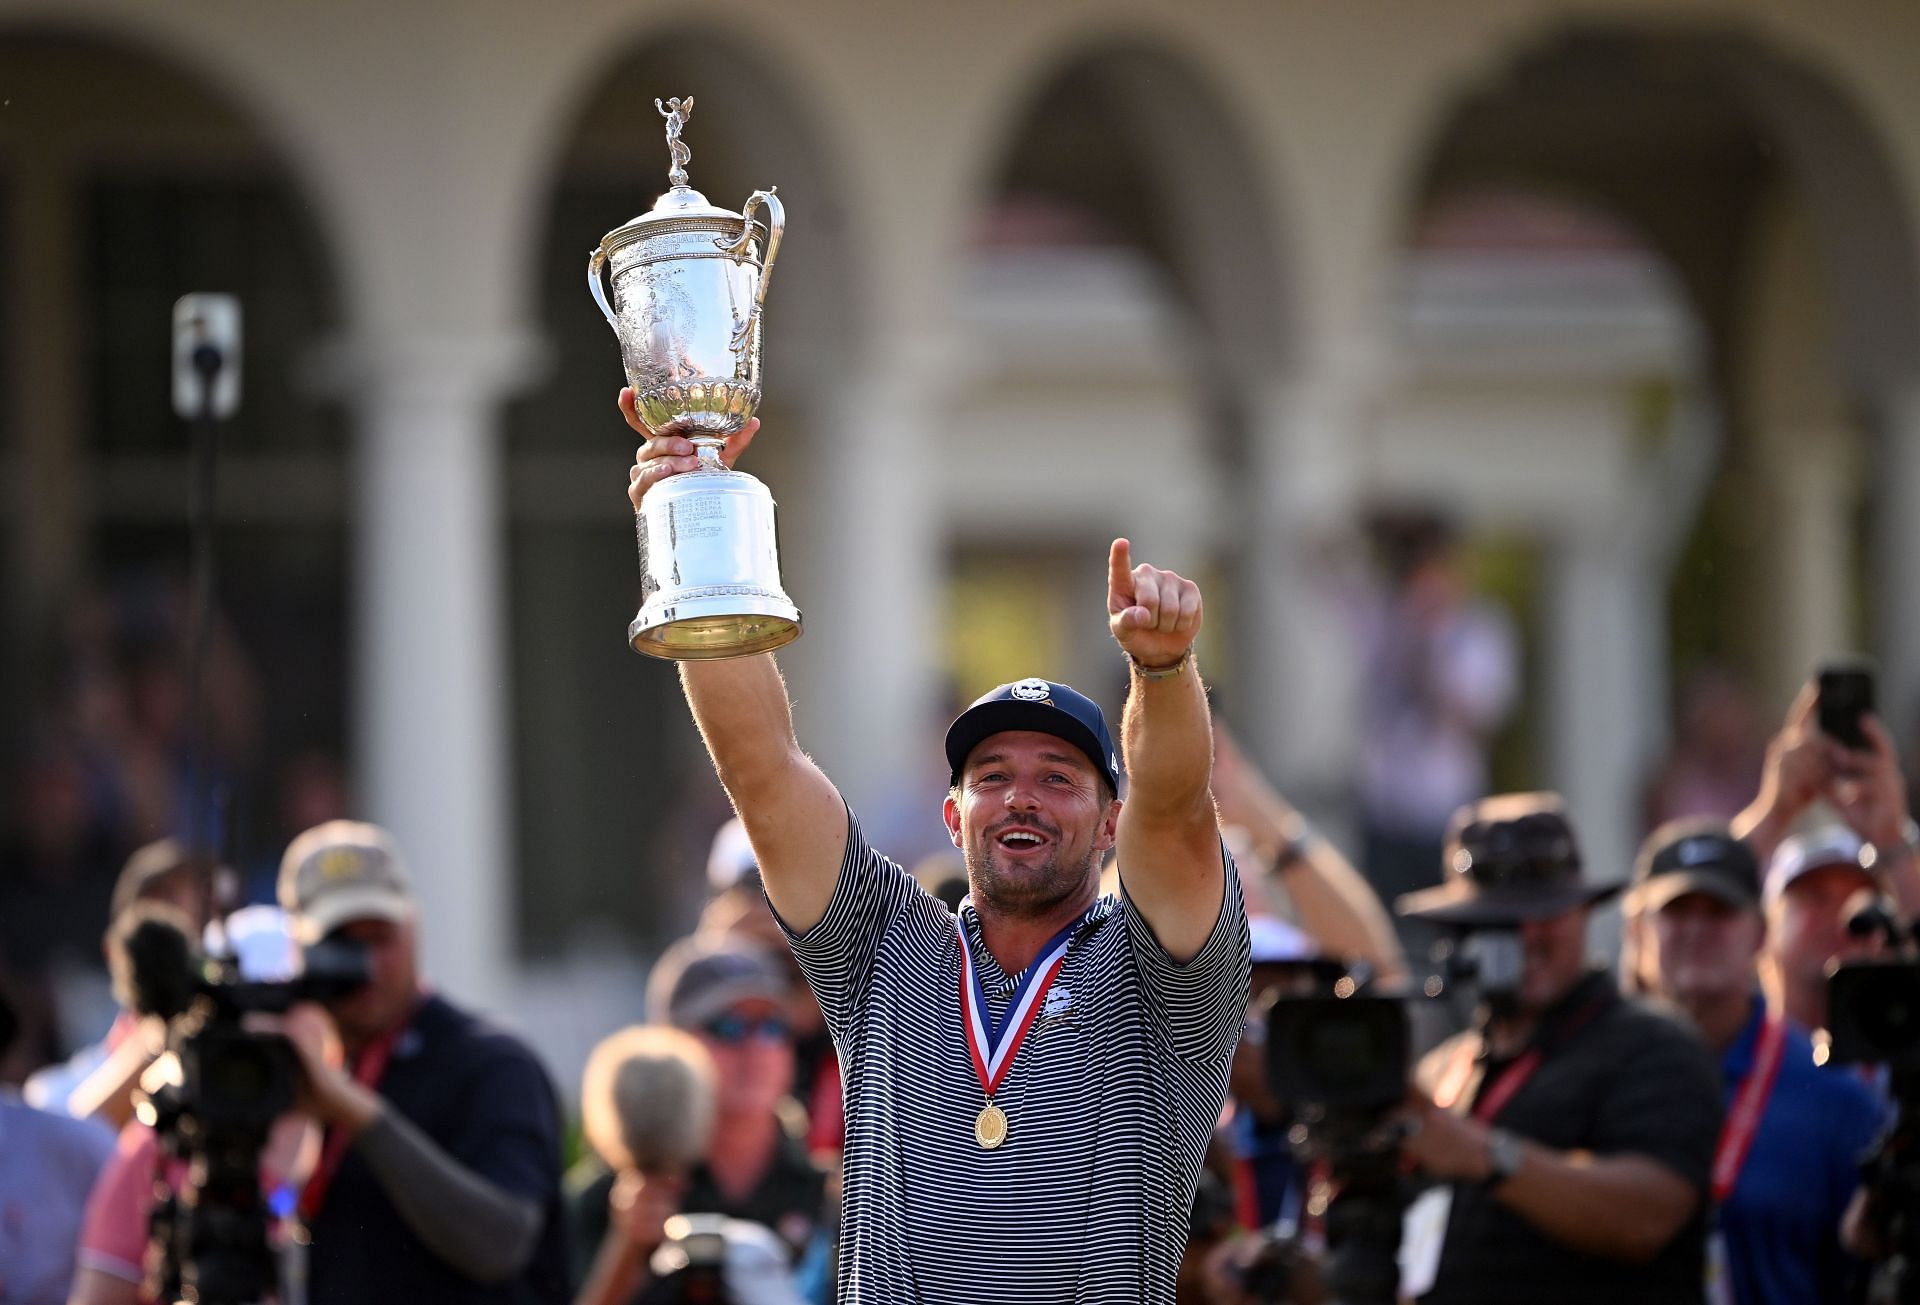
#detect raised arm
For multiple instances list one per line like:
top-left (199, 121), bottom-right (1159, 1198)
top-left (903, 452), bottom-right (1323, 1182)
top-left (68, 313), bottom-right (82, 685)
top-left (624, 390), bottom-right (845, 930)
top-left (1107, 538), bottom-right (1225, 961)
top-left (1212, 722), bottom-right (1408, 985)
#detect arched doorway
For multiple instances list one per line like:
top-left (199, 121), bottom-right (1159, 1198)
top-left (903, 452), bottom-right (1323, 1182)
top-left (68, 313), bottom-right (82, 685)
top-left (0, 28), bottom-right (345, 1067)
top-left (944, 37), bottom-right (1292, 743)
top-left (1395, 23), bottom-right (1920, 880)
top-left (508, 30), bottom-right (854, 955)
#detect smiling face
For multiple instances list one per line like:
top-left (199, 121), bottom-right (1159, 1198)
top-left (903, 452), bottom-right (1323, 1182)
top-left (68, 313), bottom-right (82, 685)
top-left (1638, 892), bottom-right (1765, 1006)
top-left (1514, 906), bottom-right (1591, 1013)
top-left (944, 730), bottom-right (1120, 921)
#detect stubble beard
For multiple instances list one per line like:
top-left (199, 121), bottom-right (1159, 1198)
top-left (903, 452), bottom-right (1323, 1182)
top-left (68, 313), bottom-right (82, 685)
top-left (965, 828), bottom-right (1099, 920)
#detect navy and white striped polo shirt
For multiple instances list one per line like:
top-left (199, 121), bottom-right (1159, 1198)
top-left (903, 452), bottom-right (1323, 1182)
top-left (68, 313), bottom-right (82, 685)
top-left (780, 812), bottom-right (1251, 1304)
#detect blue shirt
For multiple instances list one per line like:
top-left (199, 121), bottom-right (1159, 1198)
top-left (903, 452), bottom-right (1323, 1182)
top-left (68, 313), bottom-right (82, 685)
top-left (1718, 997), bottom-right (1883, 1305)
top-left (0, 1090), bottom-right (116, 1305)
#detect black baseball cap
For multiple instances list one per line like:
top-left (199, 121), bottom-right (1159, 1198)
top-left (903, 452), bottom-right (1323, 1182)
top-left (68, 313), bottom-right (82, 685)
top-left (1629, 820), bottom-right (1761, 913)
top-left (945, 678), bottom-right (1121, 795)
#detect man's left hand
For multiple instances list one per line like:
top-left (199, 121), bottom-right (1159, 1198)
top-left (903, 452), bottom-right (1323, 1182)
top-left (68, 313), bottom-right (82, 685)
top-left (1830, 714), bottom-right (1913, 854)
top-left (249, 1004), bottom-right (383, 1135)
top-left (1402, 1089), bottom-right (1494, 1184)
top-left (1108, 538), bottom-right (1202, 671)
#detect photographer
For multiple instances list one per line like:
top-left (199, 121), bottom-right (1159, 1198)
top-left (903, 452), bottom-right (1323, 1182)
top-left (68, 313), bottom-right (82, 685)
top-left (1396, 795), bottom-right (1724, 1304)
top-left (1734, 681), bottom-right (1920, 932)
top-left (573, 1024), bottom-right (806, 1305)
top-left (27, 838), bottom-right (212, 1129)
top-left (268, 820), bottom-right (569, 1304)
top-left (66, 904), bottom-right (322, 1305)
top-left (570, 935), bottom-right (832, 1296)
top-left (1624, 821), bottom-right (1881, 1304)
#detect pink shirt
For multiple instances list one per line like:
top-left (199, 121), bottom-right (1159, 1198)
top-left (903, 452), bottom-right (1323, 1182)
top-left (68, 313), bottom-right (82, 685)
top-left (76, 1123), bottom-right (173, 1297)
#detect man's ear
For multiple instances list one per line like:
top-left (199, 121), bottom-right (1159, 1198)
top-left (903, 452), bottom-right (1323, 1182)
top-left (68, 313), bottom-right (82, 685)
top-left (943, 793), bottom-right (963, 850)
top-left (1096, 798), bottom-right (1123, 854)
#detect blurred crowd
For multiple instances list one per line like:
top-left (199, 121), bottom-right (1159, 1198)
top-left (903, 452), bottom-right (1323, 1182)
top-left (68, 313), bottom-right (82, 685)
top-left (6, 518), bottom-right (1920, 1305)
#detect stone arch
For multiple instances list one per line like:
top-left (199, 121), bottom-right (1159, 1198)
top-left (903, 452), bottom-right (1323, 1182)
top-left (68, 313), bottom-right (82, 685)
top-left (0, 25), bottom-right (351, 880)
top-left (975, 31), bottom-right (1293, 388)
top-left (1391, 20), bottom-right (1920, 885)
top-left (507, 26), bottom-right (857, 953)
top-left (946, 33), bottom-right (1296, 704)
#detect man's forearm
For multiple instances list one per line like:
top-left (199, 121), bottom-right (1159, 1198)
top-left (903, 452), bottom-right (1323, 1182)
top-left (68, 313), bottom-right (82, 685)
top-left (677, 654), bottom-right (847, 933)
top-left (681, 654), bottom-right (804, 797)
top-left (1120, 661), bottom-right (1214, 822)
top-left (1278, 843), bottom-right (1408, 984)
top-left (1490, 1140), bottom-right (1698, 1264)
top-left (353, 1107), bottom-right (543, 1283)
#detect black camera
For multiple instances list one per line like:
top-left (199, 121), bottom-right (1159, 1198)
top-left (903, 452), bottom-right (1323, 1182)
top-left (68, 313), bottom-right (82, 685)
top-left (1828, 959), bottom-right (1920, 1073)
top-left (1264, 991), bottom-right (1410, 1114)
top-left (1252, 977), bottom-right (1413, 1305)
top-left (1827, 952), bottom-right (1920, 1304)
top-left (646, 1214), bottom-right (734, 1304)
top-left (120, 905), bottom-right (370, 1305)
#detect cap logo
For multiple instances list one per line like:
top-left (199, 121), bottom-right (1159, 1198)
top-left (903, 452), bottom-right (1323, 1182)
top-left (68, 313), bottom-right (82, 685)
top-left (1010, 679), bottom-right (1052, 703)
top-left (1677, 838), bottom-right (1717, 867)
top-left (315, 848), bottom-right (365, 881)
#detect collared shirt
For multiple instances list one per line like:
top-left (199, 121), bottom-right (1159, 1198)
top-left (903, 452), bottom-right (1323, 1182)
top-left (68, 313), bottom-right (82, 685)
top-left (779, 811), bottom-right (1249, 1304)
top-left (1415, 971), bottom-right (1725, 1305)
top-left (306, 993), bottom-right (570, 1305)
top-left (0, 1089), bottom-right (115, 1304)
top-left (1717, 995), bottom-right (1883, 1305)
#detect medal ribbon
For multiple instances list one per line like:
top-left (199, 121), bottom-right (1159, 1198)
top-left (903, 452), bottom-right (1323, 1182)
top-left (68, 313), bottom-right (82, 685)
top-left (956, 908), bottom-right (1079, 1099)
top-left (1711, 1016), bottom-right (1787, 1204)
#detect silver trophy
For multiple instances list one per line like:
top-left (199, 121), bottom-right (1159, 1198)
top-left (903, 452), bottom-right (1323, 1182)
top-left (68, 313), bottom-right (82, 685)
top-left (590, 95), bottom-right (799, 659)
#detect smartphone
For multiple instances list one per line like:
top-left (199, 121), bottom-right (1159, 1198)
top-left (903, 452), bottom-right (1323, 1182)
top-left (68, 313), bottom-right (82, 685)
top-left (1817, 659), bottom-right (1877, 751)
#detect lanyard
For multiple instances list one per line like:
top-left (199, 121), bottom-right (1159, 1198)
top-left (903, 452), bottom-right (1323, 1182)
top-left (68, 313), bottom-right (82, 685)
top-left (1711, 1017), bottom-right (1787, 1204)
top-left (1432, 989), bottom-right (1613, 1121)
top-left (297, 1006), bottom-right (414, 1221)
top-left (1435, 1044), bottom-right (1543, 1122)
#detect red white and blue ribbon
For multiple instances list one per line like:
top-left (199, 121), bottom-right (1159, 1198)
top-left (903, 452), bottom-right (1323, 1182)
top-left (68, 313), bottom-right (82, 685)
top-left (956, 907), bottom-right (1079, 1098)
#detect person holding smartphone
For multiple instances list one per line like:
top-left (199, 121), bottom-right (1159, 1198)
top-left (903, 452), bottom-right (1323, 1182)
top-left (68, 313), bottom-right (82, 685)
top-left (1733, 671), bottom-right (1920, 940)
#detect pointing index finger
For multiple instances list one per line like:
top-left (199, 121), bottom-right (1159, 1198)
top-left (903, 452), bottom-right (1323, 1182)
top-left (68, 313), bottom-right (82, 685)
top-left (1108, 539), bottom-right (1133, 611)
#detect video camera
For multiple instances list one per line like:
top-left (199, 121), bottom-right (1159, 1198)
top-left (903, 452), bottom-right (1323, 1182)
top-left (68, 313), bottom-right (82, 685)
top-left (121, 904), bottom-right (370, 1305)
top-left (1233, 972), bottom-right (1411, 1305)
top-left (1825, 936), bottom-right (1920, 1304)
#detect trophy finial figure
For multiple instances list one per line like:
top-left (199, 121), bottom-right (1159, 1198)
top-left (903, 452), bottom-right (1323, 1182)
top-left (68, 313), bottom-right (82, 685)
top-left (657, 96), bottom-right (694, 188)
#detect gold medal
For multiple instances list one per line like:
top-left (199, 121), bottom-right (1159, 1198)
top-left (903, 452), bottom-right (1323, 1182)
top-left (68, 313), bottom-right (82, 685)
top-left (975, 1102), bottom-right (1008, 1149)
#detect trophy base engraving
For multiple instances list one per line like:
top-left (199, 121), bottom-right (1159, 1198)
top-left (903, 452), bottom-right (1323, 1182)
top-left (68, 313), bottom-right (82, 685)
top-left (629, 595), bottom-right (801, 660)
top-left (630, 465), bottom-right (801, 661)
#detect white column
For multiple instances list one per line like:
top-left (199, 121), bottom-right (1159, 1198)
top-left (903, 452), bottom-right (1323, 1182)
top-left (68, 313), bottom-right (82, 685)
top-left (324, 332), bottom-right (545, 1014)
top-left (779, 340), bottom-right (945, 820)
top-left (1543, 533), bottom-right (1653, 891)
top-left (1237, 366), bottom-right (1370, 819)
top-left (1875, 386), bottom-right (1920, 729)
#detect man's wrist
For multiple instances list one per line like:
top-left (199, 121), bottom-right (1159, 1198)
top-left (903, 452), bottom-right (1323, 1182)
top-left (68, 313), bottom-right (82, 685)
top-left (1126, 646), bottom-right (1194, 679)
top-left (1482, 1127), bottom-right (1526, 1188)
top-left (333, 1080), bottom-right (385, 1136)
top-left (1866, 817), bottom-right (1920, 871)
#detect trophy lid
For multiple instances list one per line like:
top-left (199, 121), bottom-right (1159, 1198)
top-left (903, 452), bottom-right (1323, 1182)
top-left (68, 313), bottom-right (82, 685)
top-left (596, 96), bottom-right (766, 255)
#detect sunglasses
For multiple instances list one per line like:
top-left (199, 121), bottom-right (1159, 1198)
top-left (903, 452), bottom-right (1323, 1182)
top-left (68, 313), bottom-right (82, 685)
top-left (702, 1013), bottom-right (790, 1045)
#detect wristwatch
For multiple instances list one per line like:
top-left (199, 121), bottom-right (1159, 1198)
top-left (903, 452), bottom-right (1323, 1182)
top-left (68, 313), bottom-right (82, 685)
top-left (1484, 1127), bottom-right (1525, 1187)
top-left (1870, 817), bottom-right (1920, 868)
top-left (1273, 812), bottom-right (1318, 872)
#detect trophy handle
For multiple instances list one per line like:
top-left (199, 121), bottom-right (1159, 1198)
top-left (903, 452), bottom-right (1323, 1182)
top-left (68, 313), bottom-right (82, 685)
top-left (588, 243), bottom-right (618, 329)
top-left (719, 188), bottom-right (784, 352)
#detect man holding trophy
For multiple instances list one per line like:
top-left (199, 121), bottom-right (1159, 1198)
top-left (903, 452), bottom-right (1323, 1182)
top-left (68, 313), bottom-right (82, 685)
top-left (607, 97), bottom-right (1249, 1305)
